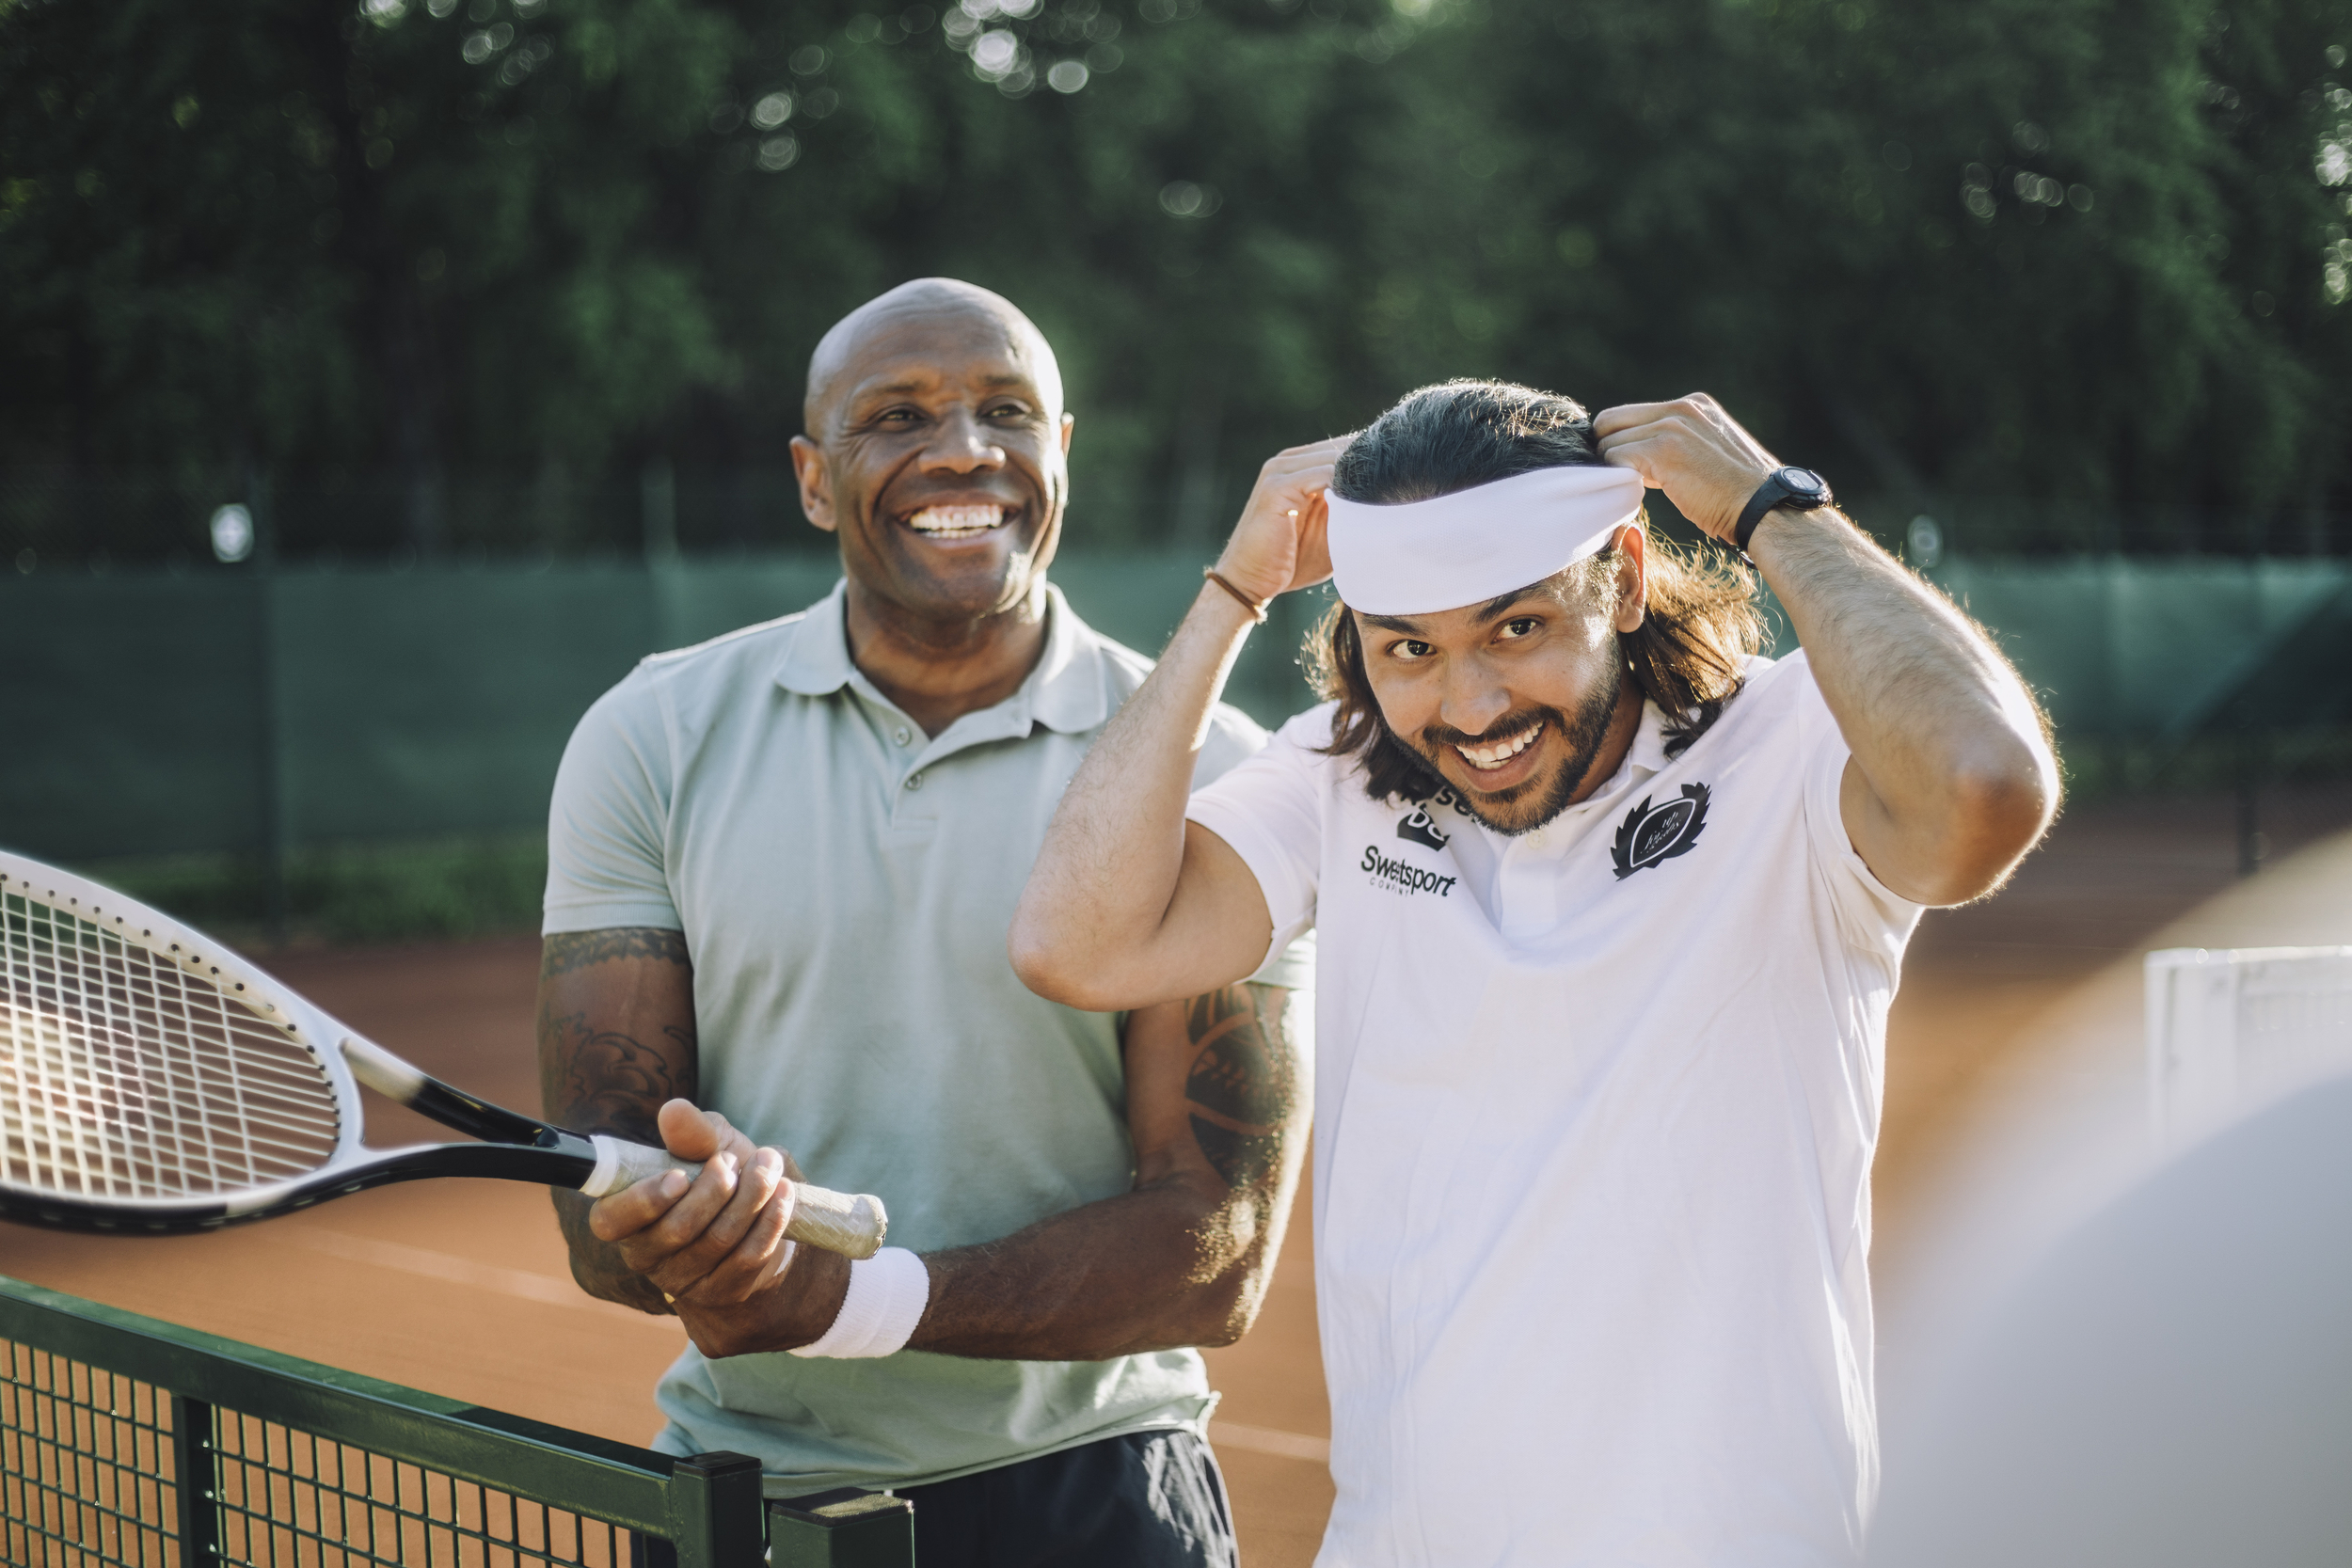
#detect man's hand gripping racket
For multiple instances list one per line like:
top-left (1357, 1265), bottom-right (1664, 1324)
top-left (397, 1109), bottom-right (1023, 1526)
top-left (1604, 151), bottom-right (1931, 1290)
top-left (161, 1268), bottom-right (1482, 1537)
top-left (0, 852), bottom-right (886, 1259)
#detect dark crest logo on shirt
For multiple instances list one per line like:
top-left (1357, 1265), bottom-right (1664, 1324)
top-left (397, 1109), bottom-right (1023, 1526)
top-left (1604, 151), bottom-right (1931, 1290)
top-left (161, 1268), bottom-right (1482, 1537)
top-left (1611, 783), bottom-right (1711, 880)
top-left (1396, 806), bottom-right (1452, 851)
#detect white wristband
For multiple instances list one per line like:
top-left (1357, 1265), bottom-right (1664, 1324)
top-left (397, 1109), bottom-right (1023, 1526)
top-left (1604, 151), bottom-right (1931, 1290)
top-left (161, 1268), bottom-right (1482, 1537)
top-left (787, 1246), bottom-right (929, 1359)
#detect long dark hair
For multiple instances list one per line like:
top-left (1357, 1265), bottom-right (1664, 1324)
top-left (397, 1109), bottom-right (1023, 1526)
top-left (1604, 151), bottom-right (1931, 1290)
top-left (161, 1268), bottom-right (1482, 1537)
top-left (1308, 379), bottom-right (1765, 802)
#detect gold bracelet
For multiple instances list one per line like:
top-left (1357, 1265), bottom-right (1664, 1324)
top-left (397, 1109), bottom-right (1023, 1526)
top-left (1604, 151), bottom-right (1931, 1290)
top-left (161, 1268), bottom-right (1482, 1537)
top-left (1202, 567), bottom-right (1269, 624)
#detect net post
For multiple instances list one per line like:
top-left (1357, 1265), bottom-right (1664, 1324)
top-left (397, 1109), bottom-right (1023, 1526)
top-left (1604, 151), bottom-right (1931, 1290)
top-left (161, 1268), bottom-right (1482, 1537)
top-left (169, 1392), bottom-right (219, 1568)
top-left (768, 1490), bottom-right (915, 1567)
top-left (666, 1450), bottom-right (766, 1568)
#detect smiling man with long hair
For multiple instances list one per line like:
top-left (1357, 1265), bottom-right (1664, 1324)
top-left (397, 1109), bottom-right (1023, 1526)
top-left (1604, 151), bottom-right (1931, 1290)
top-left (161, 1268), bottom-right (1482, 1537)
top-left (1013, 379), bottom-right (2058, 1565)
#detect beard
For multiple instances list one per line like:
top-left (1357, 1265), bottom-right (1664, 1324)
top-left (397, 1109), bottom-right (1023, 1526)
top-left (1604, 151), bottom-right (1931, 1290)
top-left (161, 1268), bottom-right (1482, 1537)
top-left (1405, 658), bottom-right (1627, 836)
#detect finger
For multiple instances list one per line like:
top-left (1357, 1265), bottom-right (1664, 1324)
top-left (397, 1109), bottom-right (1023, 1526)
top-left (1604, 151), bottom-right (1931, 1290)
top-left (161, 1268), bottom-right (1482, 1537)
top-left (1257, 461), bottom-right (1338, 498)
top-left (614, 1149), bottom-right (744, 1278)
top-left (677, 1180), bottom-right (799, 1307)
top-left (586, 1165), bottom-right (694, 1243)
top-left (1272, 435), bottom-right (1352, 463)
top-left (1292, 492), bottom-right (1334, 589)
top-left (657, 1099), bottom-right (731, 1162)
top-left (1265, 461), bottom-right (1337, 499)
top-left (1594, 434), bottom-right (1670, 487)
top-left (1591, 403), bottom-right (1684, 439)
top-left (651, 1148), bottom-right (787, 1295)
top-left (1262, 442), bottom-right (1346, 476)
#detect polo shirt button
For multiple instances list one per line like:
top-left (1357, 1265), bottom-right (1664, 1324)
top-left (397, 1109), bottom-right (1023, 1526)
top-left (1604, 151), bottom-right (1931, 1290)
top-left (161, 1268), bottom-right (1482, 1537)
top-left (905, 772), bottom-right (925, 791)
top-left (893, 726), bottom-right (912, 746)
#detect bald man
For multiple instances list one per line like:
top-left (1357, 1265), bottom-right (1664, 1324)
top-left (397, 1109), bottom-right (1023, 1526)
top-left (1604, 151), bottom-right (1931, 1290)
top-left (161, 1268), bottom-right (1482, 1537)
top-left (537, 279), bottom-right (1311, 1565)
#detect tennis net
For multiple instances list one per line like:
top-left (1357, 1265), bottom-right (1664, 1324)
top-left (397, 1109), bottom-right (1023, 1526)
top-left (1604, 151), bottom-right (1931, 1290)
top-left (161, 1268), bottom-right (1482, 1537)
top-left (0, 1275), bottom-right (780, 1568)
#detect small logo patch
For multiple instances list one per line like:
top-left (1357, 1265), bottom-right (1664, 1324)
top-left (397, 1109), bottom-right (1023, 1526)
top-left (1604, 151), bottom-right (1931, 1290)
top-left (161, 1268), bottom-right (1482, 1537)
top-left (1611, 783), bottom-right (1711, 880)
top-left (1395, 807), bottom-right (1452, 851)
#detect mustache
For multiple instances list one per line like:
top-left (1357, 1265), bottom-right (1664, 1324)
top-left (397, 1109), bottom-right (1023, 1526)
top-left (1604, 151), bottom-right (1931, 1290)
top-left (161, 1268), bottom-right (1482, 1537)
top-left (1416, 709), bottom-right (1559, 754)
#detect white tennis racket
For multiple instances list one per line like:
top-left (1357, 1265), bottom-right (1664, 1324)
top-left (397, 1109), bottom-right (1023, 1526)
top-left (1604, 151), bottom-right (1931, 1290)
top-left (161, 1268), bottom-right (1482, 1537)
top-left (0, 851), bottom-right (886, 1258)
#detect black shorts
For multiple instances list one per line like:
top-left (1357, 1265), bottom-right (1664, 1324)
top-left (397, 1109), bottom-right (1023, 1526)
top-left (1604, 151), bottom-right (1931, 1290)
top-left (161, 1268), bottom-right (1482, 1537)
top-left (635, 1430), bottom-right (1235, 1568)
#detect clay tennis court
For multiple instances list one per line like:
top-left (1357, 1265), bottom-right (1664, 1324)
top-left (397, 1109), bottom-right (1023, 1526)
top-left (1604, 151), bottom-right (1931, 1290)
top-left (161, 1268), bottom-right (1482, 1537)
top-left (7, 781), bottom-right (2351, 1566)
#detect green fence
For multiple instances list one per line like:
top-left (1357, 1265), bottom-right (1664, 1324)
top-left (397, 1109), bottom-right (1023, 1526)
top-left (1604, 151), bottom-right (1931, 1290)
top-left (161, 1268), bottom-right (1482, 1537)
top-left (2, 552), bottom-right (2347, 868)
top-left (0, 1275), bottom-right (914, 1567)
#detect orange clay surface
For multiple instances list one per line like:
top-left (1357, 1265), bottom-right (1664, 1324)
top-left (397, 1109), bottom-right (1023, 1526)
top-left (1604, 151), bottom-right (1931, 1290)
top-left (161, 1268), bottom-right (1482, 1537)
top-left (7, 782), bottom-right (2349, 1567)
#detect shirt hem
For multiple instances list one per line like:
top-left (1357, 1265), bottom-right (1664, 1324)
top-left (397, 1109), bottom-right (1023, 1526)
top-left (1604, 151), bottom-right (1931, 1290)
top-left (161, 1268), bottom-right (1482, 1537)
top-left (651, 1398), bottom-right (1219, 1499)
top-left (540, 902), bottom-right (686, 936)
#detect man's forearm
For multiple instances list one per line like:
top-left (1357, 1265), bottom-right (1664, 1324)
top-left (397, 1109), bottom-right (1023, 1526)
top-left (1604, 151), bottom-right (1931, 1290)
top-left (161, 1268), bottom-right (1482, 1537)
top-left (911, 1174), bottom-right (1272, 1360)
top-left (680, 985), bottom-right (1310, 1364)
top-left (536, 928), bottom-right (701, 1317)
top-left (1750, 508), bottom-right (2055, 894)
top-left (552, 1189), bottom-right (675, 1314)
top-left (1012, 583), bottom-right (1258, 1001)
top-left (906, 983), bottom-right (1308, 1361)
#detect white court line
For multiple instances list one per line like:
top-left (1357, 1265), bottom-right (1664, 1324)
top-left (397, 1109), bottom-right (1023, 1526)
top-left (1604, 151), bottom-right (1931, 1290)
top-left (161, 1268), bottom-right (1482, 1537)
top-left (1209, 1421), bottom-right (1330, 1464)
top-left (290, 1228), bottom-right (680, 1328)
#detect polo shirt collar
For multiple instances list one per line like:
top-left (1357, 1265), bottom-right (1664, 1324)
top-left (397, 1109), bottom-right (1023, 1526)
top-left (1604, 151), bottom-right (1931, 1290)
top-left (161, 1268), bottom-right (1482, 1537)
top-left (1622, 699), bottom-right (1674, 783)
top-left (773, 579), bottom-right (857, 697)
top-left (1025, 583), bottom-right (1114, 735)
top-left (771, 578), bottom-right (1113, 736)
top-left (1559, 698), bottom-right (1674, 820)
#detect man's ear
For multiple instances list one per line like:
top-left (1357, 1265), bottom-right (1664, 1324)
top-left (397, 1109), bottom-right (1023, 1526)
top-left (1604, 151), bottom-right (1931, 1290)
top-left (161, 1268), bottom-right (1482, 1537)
top-left (788, 435), bottom-right (837, 534)
top-left (1612, 524), bottom-right (1648, 634)
top-left (1058, 411), bottom-right (1075, 455)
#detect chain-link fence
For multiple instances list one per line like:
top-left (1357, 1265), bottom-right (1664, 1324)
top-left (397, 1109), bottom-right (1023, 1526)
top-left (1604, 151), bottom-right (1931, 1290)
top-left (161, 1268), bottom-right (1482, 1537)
top-left (0, 468), bottom-right (813, 576)
top-left (4, 470), bottom-right (2348, 578)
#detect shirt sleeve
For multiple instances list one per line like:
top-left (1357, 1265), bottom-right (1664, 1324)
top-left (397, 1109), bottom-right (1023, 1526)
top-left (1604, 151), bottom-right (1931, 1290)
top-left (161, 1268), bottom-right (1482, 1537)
top-left (1791, 656), bottom-right (1923, 961)
top-left (1185, 706), bottom-right (1331, 976)
top-left (543, 671), bottom-right (684, 935)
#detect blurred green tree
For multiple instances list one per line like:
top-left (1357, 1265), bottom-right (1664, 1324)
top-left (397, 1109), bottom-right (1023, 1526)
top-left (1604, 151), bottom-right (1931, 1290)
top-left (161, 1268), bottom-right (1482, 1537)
top-left (1, 0), bottom-right (2344, 556)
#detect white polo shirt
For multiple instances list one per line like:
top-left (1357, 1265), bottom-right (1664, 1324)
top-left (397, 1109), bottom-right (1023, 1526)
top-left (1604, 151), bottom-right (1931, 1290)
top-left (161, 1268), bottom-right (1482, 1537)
top-left (1185, 651), bottom-right (1921, 1568)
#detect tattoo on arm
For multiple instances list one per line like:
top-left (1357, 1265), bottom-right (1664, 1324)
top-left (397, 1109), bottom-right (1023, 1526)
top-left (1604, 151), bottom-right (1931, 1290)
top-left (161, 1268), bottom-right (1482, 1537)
top-left (535, 927), bottom-right (697, 1315)
top-left (544, 1014), bottom-right (693, 1141)
top-left (540, 927), bottom-right (691, 978)
top-left (1183, 984), bottom-right (1299, 1193)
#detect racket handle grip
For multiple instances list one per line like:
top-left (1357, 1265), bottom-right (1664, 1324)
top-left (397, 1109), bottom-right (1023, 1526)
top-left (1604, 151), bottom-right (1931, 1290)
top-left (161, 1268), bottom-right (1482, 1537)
top-left (581, 1134), bottom-right (889, 1260)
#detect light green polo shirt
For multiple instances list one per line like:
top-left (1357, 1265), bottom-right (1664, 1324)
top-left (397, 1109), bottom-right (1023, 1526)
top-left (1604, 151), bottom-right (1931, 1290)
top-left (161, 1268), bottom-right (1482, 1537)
top-left (543, 578), bottom-right (1307, 1494)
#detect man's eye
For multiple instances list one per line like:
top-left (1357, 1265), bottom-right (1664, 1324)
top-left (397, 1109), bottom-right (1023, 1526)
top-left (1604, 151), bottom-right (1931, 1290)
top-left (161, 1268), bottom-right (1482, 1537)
top-left (985, 403), bottom-right (1033, 420)
top-left (1390, 640), bottom-right (1435, 662)
top-left (1498, 617), bottom-right (1540, 640)
top-left (875, 408), bottom-right (922, 425)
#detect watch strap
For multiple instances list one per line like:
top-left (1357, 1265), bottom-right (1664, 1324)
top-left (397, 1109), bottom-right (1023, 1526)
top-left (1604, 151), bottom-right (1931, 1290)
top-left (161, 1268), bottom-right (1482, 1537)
top-left (1731, 476), bottom-right (1792, 554)
top-left (1732, 468), bottom-right (1831, 554)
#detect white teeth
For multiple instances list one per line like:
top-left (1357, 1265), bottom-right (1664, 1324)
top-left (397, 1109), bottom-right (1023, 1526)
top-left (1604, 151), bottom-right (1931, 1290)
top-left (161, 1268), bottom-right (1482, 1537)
top-left (907, 505), bottom-right (1006, 535)
top-left (1455, 723), bottom-right (1543, 770)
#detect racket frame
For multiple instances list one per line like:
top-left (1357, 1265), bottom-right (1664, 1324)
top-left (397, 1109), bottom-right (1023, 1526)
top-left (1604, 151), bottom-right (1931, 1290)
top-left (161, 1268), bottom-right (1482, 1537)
top-left (0, 856), bottom-right (880, 1252)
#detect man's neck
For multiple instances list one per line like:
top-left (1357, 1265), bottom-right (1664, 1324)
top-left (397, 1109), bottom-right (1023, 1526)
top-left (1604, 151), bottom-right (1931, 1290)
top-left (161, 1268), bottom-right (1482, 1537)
top-left (842, 578), bottom-right (1051, 737)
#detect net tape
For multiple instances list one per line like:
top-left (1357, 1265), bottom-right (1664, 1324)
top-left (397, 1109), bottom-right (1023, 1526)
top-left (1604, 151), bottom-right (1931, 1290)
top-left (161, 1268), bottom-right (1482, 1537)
top-left (1, 892), bottom-right (340, 1201)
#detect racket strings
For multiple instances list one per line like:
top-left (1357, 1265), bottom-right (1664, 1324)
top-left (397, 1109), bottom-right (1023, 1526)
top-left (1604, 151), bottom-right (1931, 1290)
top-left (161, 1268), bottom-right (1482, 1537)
top-left (2, 892), bottom-right (342, 1201)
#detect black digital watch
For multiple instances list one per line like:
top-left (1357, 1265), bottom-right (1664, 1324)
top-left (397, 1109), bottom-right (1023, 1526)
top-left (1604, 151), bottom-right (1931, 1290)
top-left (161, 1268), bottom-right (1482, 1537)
top-left (1731, 467), bottom-right (1835, 555)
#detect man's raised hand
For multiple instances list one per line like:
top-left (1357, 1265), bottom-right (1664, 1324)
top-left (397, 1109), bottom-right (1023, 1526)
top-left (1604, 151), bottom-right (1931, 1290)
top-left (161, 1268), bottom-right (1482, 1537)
top-left (1211, 436), bottom-right (1351, 608)
top-left (1593, 395), bottom-right (1783, 544)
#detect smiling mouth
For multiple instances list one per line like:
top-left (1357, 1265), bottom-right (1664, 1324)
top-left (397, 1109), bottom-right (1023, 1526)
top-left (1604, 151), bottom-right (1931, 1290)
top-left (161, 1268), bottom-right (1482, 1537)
top-left (904, 504), bottom-right (1008, 538)
top-left (1454, 721), bottom-right (1545, 772)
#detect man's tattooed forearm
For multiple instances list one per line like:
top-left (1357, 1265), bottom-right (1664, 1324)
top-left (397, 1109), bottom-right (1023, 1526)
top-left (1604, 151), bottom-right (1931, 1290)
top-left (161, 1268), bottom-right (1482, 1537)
top-left (541, 1010), bottom-right (694, 1138)
top-left (540, 927), bottom-right (692, 978)
top-left (549, 1191), bottom-right (675, 1314)
top-left (1184, 984), bottom-right (1299, 1193)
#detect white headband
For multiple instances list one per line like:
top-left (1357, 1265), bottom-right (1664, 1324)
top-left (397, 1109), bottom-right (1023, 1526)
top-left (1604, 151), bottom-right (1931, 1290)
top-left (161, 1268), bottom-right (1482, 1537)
top-left (1325, 465), bottom-right (1646, 616)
